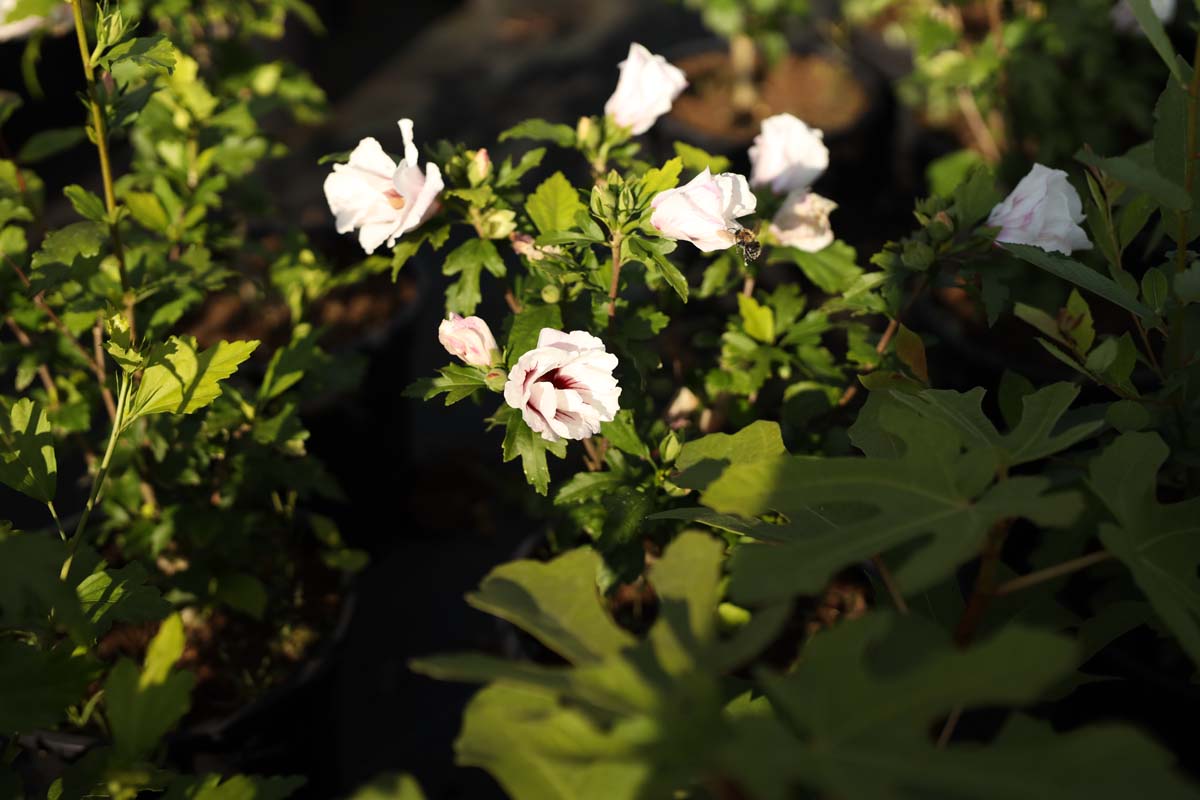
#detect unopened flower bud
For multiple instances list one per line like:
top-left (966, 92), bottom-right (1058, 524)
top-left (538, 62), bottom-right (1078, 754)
top-left (540, 284), bottom-right (562, 304)
top-left (485, 368), bottom-right (509, 392)
top-left (468, 148), bottom-right (491, 185)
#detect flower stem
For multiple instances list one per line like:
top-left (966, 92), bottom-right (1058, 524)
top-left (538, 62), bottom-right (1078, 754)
top-left (993, 550), bottom-right (1113, 597)
top-left (953, 516), bottom-right (1012, 647)
top-left (607, 231), bottom-right (624, 323)
top-left (61, 371), bottom-right (130, 581)
top-left (68, 0), bottom-right (134, 338)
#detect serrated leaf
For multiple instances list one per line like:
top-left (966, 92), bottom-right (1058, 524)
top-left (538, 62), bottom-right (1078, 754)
top-left (498, 119), bottom-right (576, 147)
top-left (0, 642), bottom-right (94, 731)
top-left (674, 420), bottom-right (785, 491)
top-left (737, 294), bottom-right (775, 343)
top-left (718, 403), bottom-right (1083, 603)
top-left (64, 184), bottom-right (108, 223)
top-left (554, 471), bottom-right (627, 506)
top-left (415, 364), bottom-right (487, 405)
top-left (672, 142), bottom-right (730, 174)
top-left (0, 397), bottom-right (57, 503)
top-left (502, 408), bottom-right (566, 496)
top-left (627, 236), bottom-right (688, 301)
top-left (769, 240), bottom-right (862, 294)
top-left (600, 410), bottom-right (649, 460)
top-left (105, 614), bottom-right (195, 762)
top-left (464, 546), bottom-right (635, 663)
top-left (76, 562), bottom-right (171, 637)
top-left (526, 172), bottom-right (586, 235)
top-left (443, 239), bottom-right (506, 316)
top-left (1091, 433), bottom-right (1200, 666)
top-left (888, 382), bottom-right (1104, 470)
top-left (505, 303), bottom-right (563, 367)
top-left (346, 774), bottom-right (425, 800)
top-left (126, 336), bottom-right (259, 422)
top-left (640, 157), bottom-right (682, 196)
top-left (32, 221), bottom-right (105, 268)
top-left (894, 324), bottom-right (928, 382)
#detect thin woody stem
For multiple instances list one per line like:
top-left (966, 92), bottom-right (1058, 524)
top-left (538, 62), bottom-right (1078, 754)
top-left (994, 551), bottom-right (1113, 597)
top-left (68, 0), bottom-right (135, 339)
top-left (607, 231), bottom-right (623, 323)
top-left (871, 555), bottom-right (909, 615)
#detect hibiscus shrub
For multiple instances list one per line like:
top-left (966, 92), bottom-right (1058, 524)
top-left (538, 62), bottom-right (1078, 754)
top-left (384, 25), bottom-right (1197, 800)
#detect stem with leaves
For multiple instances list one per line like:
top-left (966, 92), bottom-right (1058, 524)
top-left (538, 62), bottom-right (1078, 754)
top-left (608, 230), bottom-right (624, 322)
top-left (1169, 35), bottom-right (1200, 370)
top-left (68, 0), bottom-right (135, 339)
top-left (61, 370), bottom-right (132, 581)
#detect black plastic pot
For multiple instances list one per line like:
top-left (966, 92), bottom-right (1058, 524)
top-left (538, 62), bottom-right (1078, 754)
top-left (652, 36), bottom-right (894, 183)
top-left (13, 581), bottom-right (357, 796)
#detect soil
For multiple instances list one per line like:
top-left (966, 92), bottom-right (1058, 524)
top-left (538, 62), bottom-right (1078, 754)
top-left (95, 533), bottom-right (346, 727)
top-left (669, 51), bottom-right (870, 145)
top-left (184, 273), bottom-right (421, 359)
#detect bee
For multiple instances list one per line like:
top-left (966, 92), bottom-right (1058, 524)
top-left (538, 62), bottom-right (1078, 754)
top-left (729, 224), bottom-right (762, 264)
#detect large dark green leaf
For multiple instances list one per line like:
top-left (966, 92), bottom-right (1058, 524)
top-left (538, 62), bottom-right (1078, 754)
top-left (1090, 433), bottom-right (1200, 665)
top-left (717, 403), bottom-right (1082, 603)
top-left (1004, 244), bottom-right (1154, 321)
top-left (0, 642), bottom-right (95, 731)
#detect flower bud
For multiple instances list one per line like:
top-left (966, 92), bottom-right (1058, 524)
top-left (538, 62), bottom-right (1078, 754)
top-left (467, 148), bottom-right (491, 186)
top-left (438, 313), bottom-right (499, 367)
top-left (540, 284), bottom-right (562, 304)
top-left (604, 43), bottom-right (688, 135)
top-left (987, 163), bottom-right (1092, 255)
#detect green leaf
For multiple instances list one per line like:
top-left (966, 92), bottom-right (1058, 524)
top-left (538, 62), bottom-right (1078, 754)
top-left (17, 127), bottom-right (86, 163)
top-left (127, 336), bottom-right (259, 422)
top-left (502, 408), bottom-right (567, 496)
top-left (0, 397), bottom-right (57, 503)
top-left (212, 573), bottom-right (268, 619)
top-left (498, 119), bottom-right (577, 148)
top-left (32, 220), bottom-right (105, 268)
top-left (952, 164), bottom-right (1001, 227)
top-left (1085, 333), bottom-right (1139, 396)
top-left (554, 471), bottom-right (626, 505)
top-left (162, 774), bottom-right (305, 800)
top-left (105, 614), bottom-right (195, 762)
top-left (495, 148), bottom-right (546, 189)
top-left (672, 142), bottom-right (730, 174)
top-left (1124, 0), bottom-right (1184, 84)
top-left (526, 172), bottom-right (586, 235)
top-left (1142, 266), bottom-right (1169, 313)
top-left (1091, 433), bottom-right (1200, 665)
top-left (769, 240), bottom-right (862, 294)
top-left (893, 324), bottom-right (928, 382)
top-left (63, 184), bottom-right (108, 223)
top-left (925, 148), bottom-right (986, 198)
top-left (1075, 149), bottom-right (1190, 211)
top-left (464, 546), bottom-right (635, 663)
top-left (0, 642), bottom-right (94, 731)
top-left (627, 236), bottom-right (688, 301)
top-left (888, 382), bottom-right (1104, 470)
top-left (1004, 244), bottom-right (1155, 321)
top-left (718, 403), bottom-right (1082, 603)
top-left (1064, 289), bottom-right (1096, 354)
top-left (412, 364), bottom-right (487, 405)
top-left (0, 529), bottom-right (86, 637)
top-left (639, 157), bottom-right (682, 196)
top-left (346, 774), bottom-right (426, 800)
top-left (1154, 78), bottom-right (1200, 241)
top-left (599, 410), bottom-right (649, 460)
top-left (738, 294), bottom-right (775, 343)
top-left (443, 239), bottom-right (506, 316)
top-left (98, 35), bottom-right (178, 80)
top-left (674, 420), bottom-right (786, 491)
top-left (124, 191), bottom-right (170, 232)
top-left (506, 303), bottom-right (563, 367)
top-left (76, 562), bottom-right (171, 637)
